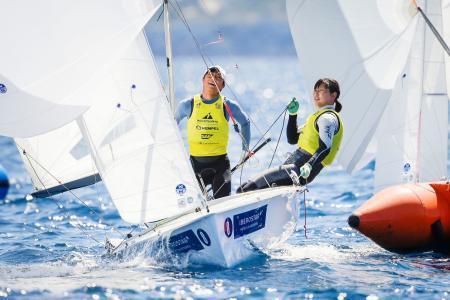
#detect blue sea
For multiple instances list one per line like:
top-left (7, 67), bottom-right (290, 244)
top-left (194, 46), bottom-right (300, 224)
top-left (0, 54), bottom-right (449, 299)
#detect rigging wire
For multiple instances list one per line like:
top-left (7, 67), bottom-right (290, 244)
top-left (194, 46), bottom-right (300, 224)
top-left (157, 2), bottom-right (304, 200)
top-left (17, 145), bottom-right (130, 246)
top-left (170, 0), bottom-right (292, 165)
top-left (414, 4), bottom-right (450, 57)
top-left (269, 109), bottom-right (287, 168)
top-left (20, 148), bottom-right (106, 246)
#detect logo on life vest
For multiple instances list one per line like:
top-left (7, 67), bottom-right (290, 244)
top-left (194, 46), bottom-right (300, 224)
top-left (201, 133), bottom-right (214, 140)
top-left (196, 125), bottom-right (219, 131)
top-left (0, 83), bottom-right (7, 94)
top-left (175, 183), bottom-right (186, 195)
top-left (224, 217), bottom-right (233, 238)
top-left (202, 113), bottom-right (213, 120)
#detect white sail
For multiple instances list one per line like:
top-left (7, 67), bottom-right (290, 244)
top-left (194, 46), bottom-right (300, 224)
top-left (78, 32), bottom-right (204, 224)
top-left (286, 0), bottom-right (418, 173)
top-left (15, 122), bottom-right (99, 197)
top-left (0, 0), bottom-right (161, 138)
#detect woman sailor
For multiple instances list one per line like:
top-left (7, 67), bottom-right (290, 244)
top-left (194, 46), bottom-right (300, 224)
top-left (238, 78), bottom-right (343, 192)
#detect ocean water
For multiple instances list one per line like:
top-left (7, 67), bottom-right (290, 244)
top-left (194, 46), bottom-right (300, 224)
top-left (1, 56), bottom-right (450, 300)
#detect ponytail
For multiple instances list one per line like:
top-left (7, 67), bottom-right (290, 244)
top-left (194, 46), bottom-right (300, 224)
top-left (335, 99), bottom-right (342, 112)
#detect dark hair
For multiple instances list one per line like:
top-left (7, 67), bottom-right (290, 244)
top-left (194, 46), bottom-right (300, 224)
top-left (314, 78), bottom-right (342, 112)
top-left (203, 67), bottom-right (225, 82)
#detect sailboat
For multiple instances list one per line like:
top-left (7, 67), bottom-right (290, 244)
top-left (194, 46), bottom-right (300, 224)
top-left (287, 0), bottom-right (450, 253)
top-left (0, 1), bottom-right (302, 267)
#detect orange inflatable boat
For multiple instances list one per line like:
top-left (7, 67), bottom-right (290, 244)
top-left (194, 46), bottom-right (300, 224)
top-left (348, 181), bottom-right (450, 254)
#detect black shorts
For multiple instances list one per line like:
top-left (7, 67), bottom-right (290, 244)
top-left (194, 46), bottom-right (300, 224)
top-left (190, 154), bottom-right (231, 199)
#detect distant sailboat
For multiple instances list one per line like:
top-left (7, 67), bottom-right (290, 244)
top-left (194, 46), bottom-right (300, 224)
top-left (287, 0), bottom-right (450, 253)
top-left (0, 1), bottom-right (302, 267)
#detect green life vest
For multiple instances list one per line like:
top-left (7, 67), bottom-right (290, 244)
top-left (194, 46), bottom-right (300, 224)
top-left (187, 94), bottom-right (229, 156)
top-left (297, 108), bottom-right (343, 166)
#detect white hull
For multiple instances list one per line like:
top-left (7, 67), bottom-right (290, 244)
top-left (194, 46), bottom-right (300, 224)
top-left (109, 186), bottom-right (301, 268)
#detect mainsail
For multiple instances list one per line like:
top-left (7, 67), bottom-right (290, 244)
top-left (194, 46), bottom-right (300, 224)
top-left (3, 1), bottom-right (204, 224)
top-left (77, 31), bottom-right (204, 224)
top-left (287, 0), bottom-right (449, 189)
top-left (0, 0), bottom-right (160, 138)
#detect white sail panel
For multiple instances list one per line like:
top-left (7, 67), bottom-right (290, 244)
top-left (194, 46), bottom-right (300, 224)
top-left (79, 32), bottom-right (203, 224)
top-left (0, 0), bottom-right (161, 138)
top-left (374, 0), bottom-right (448, 190)
top-left (15, 123), bottom-right (98, 196)
top-left (286, 0), bottom-right (418, 173)
top-left (418, 0), bottom-right (448, 183)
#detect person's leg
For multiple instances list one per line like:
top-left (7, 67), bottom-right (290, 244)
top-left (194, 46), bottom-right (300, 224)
top-left (237, 164), bottom-right (298, 193)
top-left (190, 157), bottom-right (215, 192)
top-left (212, 156), bottom-right (231, 198)
top-left (190, 156), bottom-right (203, 190)
top-left (284, 148), bottom-right (310, 166)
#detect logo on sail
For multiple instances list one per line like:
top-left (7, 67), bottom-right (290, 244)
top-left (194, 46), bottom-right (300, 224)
top-left (403, 162), bottom-right (411, 172)
top-left (0, 84), bottom-right (7, 94)
top-left (175, 183), bottom-right (186, 195)
top-left (202, 113), bottom-right (213, 120)
top-left (201, 133), bottom-right (214, 140)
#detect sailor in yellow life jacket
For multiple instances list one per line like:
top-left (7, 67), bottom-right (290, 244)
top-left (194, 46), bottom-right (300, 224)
top-left (238, 78), bottom-right (343, 192)
top-left (175, 65), bottom-right (251, 198)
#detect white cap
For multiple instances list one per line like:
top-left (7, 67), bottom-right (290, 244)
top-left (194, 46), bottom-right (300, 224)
top-left (204, 65), bottom-right (226, 82)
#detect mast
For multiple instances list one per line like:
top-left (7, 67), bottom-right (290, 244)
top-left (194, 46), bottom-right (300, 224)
top-left (163, 0), bottom-right (176, 112)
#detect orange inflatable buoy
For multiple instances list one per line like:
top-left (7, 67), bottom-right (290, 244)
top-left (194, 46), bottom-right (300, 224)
top-left (348, 181), bottom-right (450, 254)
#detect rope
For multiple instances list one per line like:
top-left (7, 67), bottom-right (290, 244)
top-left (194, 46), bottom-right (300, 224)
top-left (303, 182), bottom-right (308, 239)
top-left (269, 109), bottom-right (287, 168)
top-left (211, 103), bottom-right (292, 197)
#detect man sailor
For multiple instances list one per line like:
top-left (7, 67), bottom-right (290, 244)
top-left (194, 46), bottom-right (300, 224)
top-left (175, 65), bottom-right (251, 198)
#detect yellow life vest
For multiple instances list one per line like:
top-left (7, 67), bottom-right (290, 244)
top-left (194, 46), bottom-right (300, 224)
top-left (297, 108), bottom-right (343, 166)
top-left (187, 94), bottom-right (229, 156)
